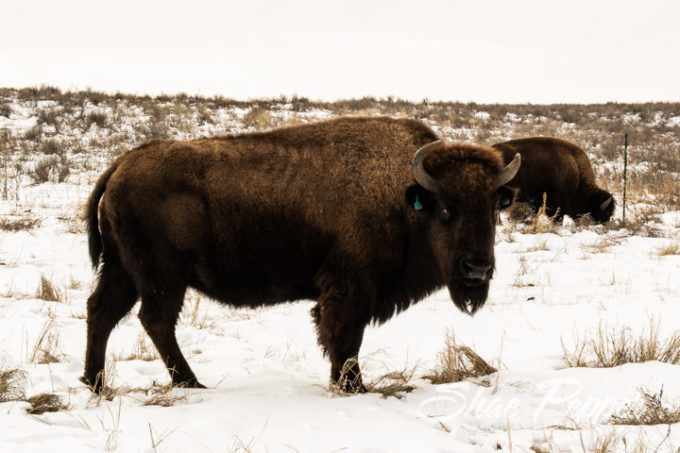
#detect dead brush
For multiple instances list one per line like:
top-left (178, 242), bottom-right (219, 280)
top-left (29, 318), bottom-right (62, 364)
top-left (58, 215), bottom-right (86, 234)
top-left (579, 428), bottom-right (619, 453)
top-left (139, 381), bottom-right (189, 407)
top-left (86, 362), bottom-right (121, 405)
top-left (36, 274), bottom-right (62, 302)
top-left (26, 392), bottom-right (68, 414)
top-left (0, 368), bottom-right (26, 402)
top-left (581, 237), bottom-right (614, 254)
top-left (562, 319), bottom-right (680, 368)
top-left (655, 241), bottom-right (680, 256)
top-left (527, 194), bottom-right (561, 234)
top-left (113, 332), bottom-right (158, 362)
top-left (180, 293), bottom-right (214, 329)
top-left (424, 330), bottom-right (497, 384)
top-left (364, 365), bottom-right (418, 399)
top-left (609, 387), bottom-right (680, 425)
top-left (0, 216), bottom-right (42, 231)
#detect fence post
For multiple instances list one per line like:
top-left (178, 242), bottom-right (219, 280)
top-left (622, 133), bottom-right (628, 224)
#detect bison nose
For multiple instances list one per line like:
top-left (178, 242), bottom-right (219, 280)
top-left (460, 257), bottom-right (492, 280)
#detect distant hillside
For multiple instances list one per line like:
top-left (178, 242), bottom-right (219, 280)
top-left (1, 86), bottom-right (679, 215)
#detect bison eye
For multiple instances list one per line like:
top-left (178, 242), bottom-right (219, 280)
top-left (500, 197), bottom-right (511, 208)
top-left (440, 208), bottom-right (451, 223)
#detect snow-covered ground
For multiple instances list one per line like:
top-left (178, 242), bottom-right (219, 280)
top-left (1, 95), bottom-right (680, 452)
top-left (1, 172), bottom-right (678, 453)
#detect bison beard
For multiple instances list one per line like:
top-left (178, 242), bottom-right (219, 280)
top-left (450, 278), bottom-right (490, 315)
top-left (81, 117), bottom-right (520, 394)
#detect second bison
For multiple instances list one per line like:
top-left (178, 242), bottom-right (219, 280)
top-left (492, 136), bottom-right (615, 223)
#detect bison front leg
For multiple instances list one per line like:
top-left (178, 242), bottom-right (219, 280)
top-left (312, 299), bottom-right (369, 394)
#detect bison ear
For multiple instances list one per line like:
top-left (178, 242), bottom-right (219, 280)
top-left (406, 185), bottom-right (435, 212)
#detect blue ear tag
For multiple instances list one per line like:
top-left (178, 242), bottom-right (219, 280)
top-left (413, 194), bottom-right (423, 211)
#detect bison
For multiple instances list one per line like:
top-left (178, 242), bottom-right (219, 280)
top-left (82, 116), bottom-right (520, 393)
top-left (492, 137), bottom-right (614, 223)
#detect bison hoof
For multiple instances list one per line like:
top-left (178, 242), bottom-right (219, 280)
top-left (173, 379), bottom-right (207, 389)
top-left (334, 376), bottom-right (367, 394)
top-left (80, 375), bottom-right (106, 394)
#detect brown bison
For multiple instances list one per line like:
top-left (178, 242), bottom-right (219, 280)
top-left (492, 137), bottom-right (614, 223)
top-left (82, 116), bottom-right (520, 393)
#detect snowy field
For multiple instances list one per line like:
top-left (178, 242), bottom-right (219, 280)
top-left (1, 91), bottom-right (680, 452)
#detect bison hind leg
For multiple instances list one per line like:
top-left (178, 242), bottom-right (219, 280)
top-left (82, 254), bottom-right (138, 393)
top-left (138, 283), bottom-right (205, 389)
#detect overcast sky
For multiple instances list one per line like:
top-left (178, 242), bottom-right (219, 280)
top-left (1, 0), bottom-right (679, 103)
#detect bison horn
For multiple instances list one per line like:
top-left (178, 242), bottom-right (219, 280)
top-left (600, 195), bottom-right (613, 211)
top-left (495, 153), bottom-right (521, 188)
top-left (411, 140), bottom-right (441, 193)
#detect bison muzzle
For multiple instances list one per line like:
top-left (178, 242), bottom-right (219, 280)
top-left (81, 116), bottom-right (520, 393)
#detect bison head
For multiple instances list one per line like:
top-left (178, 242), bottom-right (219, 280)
top-left (410, 141), bottom-right (520, 315)
top-left (586, 189), bottom-right (616, 223)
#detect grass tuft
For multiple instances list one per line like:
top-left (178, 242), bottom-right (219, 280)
top-left (656, 241), bottom-right (680, 256)
top-left (562, 320), bottom-right (680, 368)
top-left (365, 366), bottom-right (417, 399)
top-left (424, 330), bottom-right (497, 384)
top-left (0, 216), bottom-right (42, 231)
top-left (141, 382), bottom-right (189, 407)
top-left (36, 274), bottom-right (62, 302)
top-left (29, 318), bottom-right (62, 363)
top-left (0, 368), bottom-right (26, 402)
top-left (608, 387), bottom-right (680, 425)
top-left (26, 392), bottom-right (68, 414)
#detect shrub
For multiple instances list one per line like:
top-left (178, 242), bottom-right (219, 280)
top-left (0, 100), bottom-right (12, 118)
top-left (39, 139), bottom-right (65, 156)
top-left (29, 155), bottom-right (70, 183)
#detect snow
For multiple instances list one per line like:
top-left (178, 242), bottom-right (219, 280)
top-left (1, 118), bottom-right (680, 452)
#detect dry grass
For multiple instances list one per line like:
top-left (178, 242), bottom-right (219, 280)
top-left (656, 241), bottom-right (680, 256)
top-left (562, 320), bottom-right (680, 368)
top-left (113, 332), bottom-right (158, 362)
top-left (180, 294), bottom-right (214, 329)
top-left (579, 429), bottom-right (619, 453)
top-left (581, 237), bottom-right (614, 254)
top-left (0, 368), bottom-right (26, 402)
top-left (1, 369), bottom-right (68, 414)
top-left (0, 215), bottom-right (43, 231)
top-left (36, 274), bottom-right (62, 302)
top-left (527, 194), bottom-right (561, 234)
top-left (29, 318), bottom-right (62, 363)
top-left (365, 365), bottom-right (417, 399)
top-left (424, 330), bottom-right (497, 384)
top-left (328, 357), bottom-right (364, 396)
top-left (59, 215), bottom-right (86, 234)
top-left (140, 382), bottom-right (189, 407)
top-left (26, 392), bottom-right (68, 414)
top-left (609, 387), bottom-right (680, 425)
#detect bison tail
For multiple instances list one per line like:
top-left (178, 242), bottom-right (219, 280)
top-left (86, 162), bottom-right (118, 269)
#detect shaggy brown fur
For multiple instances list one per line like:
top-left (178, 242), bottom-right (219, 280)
top-left (82, 116), bottom-right (517, 393)
top-left (492, 137), bottom-right (615, 222)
